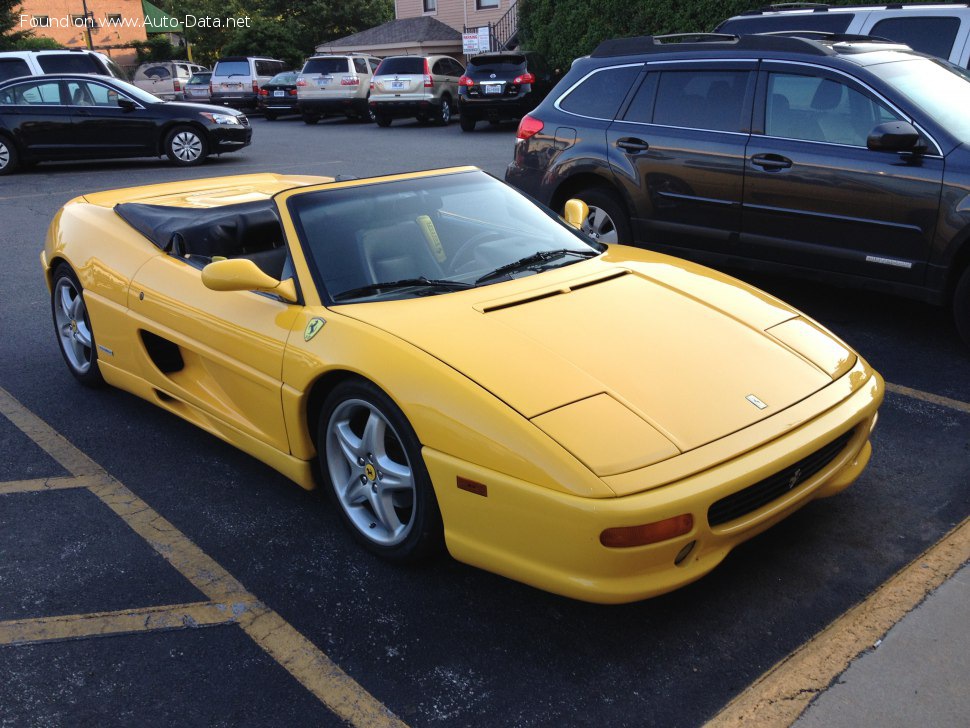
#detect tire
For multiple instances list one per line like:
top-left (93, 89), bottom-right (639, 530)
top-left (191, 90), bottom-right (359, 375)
top-left (954, 265), bottom-right (970, 348)
top-left (0, 135), bottom-right (20, 175)
top-left (303, 114), bottom-right (320, 125)
top-left (318, 379), bottom-right (443, 563)
top-left (436, 96), bottom-right (452, 126)
top-left (165, 125), bottom-right (208, 166)
top-left (51, 264), bottom-right (104, 387)
top-left (569, 186), bottom-right (632, 245)
top-left (364, 96), bottom-right (376, 123)
top-left (375, 114), bottom-right (392, 127)
top-left (460, 114), bottom-right (476, 132)
top-left (265, 112), bottom-right (278, 121)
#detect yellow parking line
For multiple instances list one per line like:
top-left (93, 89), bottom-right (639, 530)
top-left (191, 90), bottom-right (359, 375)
top-left (0, 386), bottom-right (407, 728)
top-left (705, 516), bottom-right (970, 728)
top-left (886, 382), bottom-right (970, 415)
top-left (0, 601), bottom-right (246, 647)
top-left (0, 474), bottom-right (107, 495)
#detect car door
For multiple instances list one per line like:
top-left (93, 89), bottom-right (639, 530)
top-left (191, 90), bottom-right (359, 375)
top-left (741, 63), bottom-right (944, 284)
top-left (2, 79), bottom-right (73, 158)
top-left (606, 62), bottom-right (755, 254)
top-left (65, 79), bottom-right (157, 157)
top-left (127, 254), bottom-right (299, 453)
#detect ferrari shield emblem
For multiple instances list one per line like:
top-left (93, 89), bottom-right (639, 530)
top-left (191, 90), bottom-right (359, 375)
top-left (304, 317), bottom-right (326, 341)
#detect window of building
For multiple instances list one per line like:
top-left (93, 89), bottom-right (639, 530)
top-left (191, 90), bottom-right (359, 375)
top-left (105, 14), bottom-right (123, 27)
top-left (476, 0), bottom-right (500, 10)
top-left (34, 16), bottom-right (51, 27)
top-left (423, 0), bottom-right (436, 13)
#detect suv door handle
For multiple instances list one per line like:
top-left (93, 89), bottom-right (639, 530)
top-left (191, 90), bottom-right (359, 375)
top-left (751, 153), bottom-right (792, 171)
top-left (616, 137), bottom-right (650, 153)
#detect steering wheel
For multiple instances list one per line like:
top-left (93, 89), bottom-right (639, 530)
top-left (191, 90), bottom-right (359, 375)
top-left (449, 231), bottom-right (504, 272)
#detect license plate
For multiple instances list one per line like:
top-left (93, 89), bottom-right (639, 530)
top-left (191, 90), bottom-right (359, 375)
top-left (484, 84), bottom-right (503, 94)
top-left (390, 80), bottom-right (407, 90)
top-left (318, 76), bottom-right (332, 85)
top-left (223, 83), bottom-right (242, 90)
top-left (273, 90), bottom-right (285, 97)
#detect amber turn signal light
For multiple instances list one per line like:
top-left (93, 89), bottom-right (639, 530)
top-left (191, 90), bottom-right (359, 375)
top-left (600, 514), bottom-right (694, 548)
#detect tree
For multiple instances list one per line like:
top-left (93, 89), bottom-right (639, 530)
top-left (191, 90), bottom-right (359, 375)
top-left (221, 16), bottom-right (304, 69)
top-left (257, 0), bottom-right (393, 52)
top-left (1, 0), bottom-right (32, 50)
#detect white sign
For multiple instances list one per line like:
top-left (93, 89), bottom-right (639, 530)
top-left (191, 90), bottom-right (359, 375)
top-left (477, 26), bottom-right (491, 53)
top-left (462, 32), bottom-right (480, 54)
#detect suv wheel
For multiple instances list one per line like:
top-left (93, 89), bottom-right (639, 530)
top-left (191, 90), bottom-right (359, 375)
top-left (436, 97), bottom-right (452, 126)
top-left (954, 265), bottom-right (970, 347)
top-left (460, 114), bottom-right (476, 132)
top-left (571, 187), bottom-right (631, 244)
top-left (375, 113), bottom-right (392, 127)
top-left (0, 135), bottom-right (20, 175)
top-left (303, 114), bottom-right (320, 125)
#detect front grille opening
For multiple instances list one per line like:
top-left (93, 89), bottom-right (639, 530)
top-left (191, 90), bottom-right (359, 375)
top-left (707, 429), bottom-right (855, 527)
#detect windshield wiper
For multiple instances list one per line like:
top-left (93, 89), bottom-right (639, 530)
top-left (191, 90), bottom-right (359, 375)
top-left (332, 277), bottom-right (474, 301)
top-left (475, 249), bottom-right (599, 285)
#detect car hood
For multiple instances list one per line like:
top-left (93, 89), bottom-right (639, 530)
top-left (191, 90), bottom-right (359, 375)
top-left (333, 251), bottom-right (853, 468)
top-left (162, 101), bottom-right (247, 116)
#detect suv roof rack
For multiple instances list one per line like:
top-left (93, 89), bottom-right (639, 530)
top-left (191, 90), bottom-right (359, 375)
top-left (741, 2), bottom-right (970, 15)
top-left (590, 33), bottom-right (834, 58)
top-left (758, 30), bottom-right (897, 43)
top-left (744, 3), bottom-right (832, 14)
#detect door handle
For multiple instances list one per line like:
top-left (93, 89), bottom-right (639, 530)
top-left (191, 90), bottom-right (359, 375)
top-left (616, 137), bottom-right (650, 153)
top-left (751, 153), bottom-right (792, 171)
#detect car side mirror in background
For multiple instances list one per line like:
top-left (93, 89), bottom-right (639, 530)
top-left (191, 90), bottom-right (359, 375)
top-left (867, 121), bottom-right (921, 152)
top-left (201, 258), bottom-right (298, 303)
top-left (564, 198), bottom-right (589, 230)
top-left (117, 97), bottom-right (137, 112)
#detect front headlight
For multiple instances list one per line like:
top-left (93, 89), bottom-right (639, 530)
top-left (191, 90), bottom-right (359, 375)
top-left (201, 112), bottom-right (241, 126)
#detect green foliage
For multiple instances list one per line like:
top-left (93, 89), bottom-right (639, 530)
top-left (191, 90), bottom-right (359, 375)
top-left (3, 35), bottom-right (63, 51)
top-left (1, 0), bottom-right (31, 49)
top-left (518, 0), bottom-right (919, 71)
top-left (221, 16), bottom-right (305, 69)
top-left (132, 35), bottom-right (186, 63)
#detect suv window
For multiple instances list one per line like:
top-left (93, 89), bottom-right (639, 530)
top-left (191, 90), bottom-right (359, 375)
top-left (214, 60), bottom-right (250, 77)
top-left (559, 65), bottom-right (640, 119)
top-left (368, 59), bottom-right (380, 73)
top-left (470, 54), bottom-right (526, 69)
top-left (353, 58), bottom-right (369, 74)
top-left (255, 60), bottom-right (281, 76)
top-left (870, 17), bottom-right (961, 60)
top-left (649, 70), bottom-right (750, 132)
top-left (304, 58), bottom-right (349, 75)
top-left (377, 57), bottom-right (425, 75)
top-left (765, 73), bottom-right (899, 146)
top-left (139, 64), bottom-right (171, 79)
top-left (0, 58), bottom-right (30, 82)
top-left (37, 54), bottom-right (101, 74)
top-left (717, 14), bottom-right (853, 35)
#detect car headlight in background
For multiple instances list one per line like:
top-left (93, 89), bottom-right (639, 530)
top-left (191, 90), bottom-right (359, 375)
top-left (201, 112), bottom-right (242, 126)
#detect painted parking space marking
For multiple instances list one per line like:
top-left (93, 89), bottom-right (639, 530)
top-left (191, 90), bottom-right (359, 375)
top-left (0, 385), bottom-right (406, 728)
top-left (885, 382), bottom-right (970, 414)
top-left (705, 516), bottom-right (970, 728)
top-left (0, 473), bottom-right (106, 495)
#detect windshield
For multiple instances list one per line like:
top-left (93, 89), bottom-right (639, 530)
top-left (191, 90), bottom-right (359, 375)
top-left (188, 73), bottom-right (211, 84)
top-left (214, 60), bottom-right (250, 77)
top-left (102, 78), bottom-right (164, 104)
top-left (376, 57), bottom-right (425, 76)
top-left (303, 58), bottom-right (349, 74)
top-left (289, 171), bottom-right (602, 303)
top-left (269, 71), bottom-right (298, 85)
top-left (869, 57), bottom-right (970, 144)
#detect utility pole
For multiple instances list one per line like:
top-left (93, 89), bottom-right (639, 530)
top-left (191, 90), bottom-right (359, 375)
top-left (80, 0), bottom-right (94, 49)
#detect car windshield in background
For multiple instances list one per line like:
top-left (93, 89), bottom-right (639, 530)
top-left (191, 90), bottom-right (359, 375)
top-left (871, 57), bottom-right (970, 144)
top-left (468, 55), bottom-right (526, 73)
top-left (269, 72), bottom-right (298, 85)
top-left (36, 54), bottom-right (102, 74)
top-left (376, 57), bottom-right (425, 75)
top-left (303, 58), bottom-right (348, 74)
top-left (188, 73), bottom-right (211, 84)
top-left (289, 171), bottom-right (601, 303)
top-left (214, 61), bottom-right (250, 77)
top-left (106, 79), bottom-right (164, 105)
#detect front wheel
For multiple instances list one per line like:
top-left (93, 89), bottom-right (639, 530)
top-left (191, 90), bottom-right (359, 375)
top-left (436, 97), bottom-right (452, 126)
top-left (954, 265), bottom-right (970, 348)
top-left (318, 379), bottom-right (443, 562)
top-left (165, 126), bottom-right (207, 166)
top-left (0, 135), bottom-right (20, 175)
top-left (569, 187), bottom-right (631, 245)
top-left (51, 264), bottom-right (104, 387)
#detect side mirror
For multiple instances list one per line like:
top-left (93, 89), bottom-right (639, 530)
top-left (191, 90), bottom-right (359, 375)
top-left (563, 198), bottom-right (589, 230)
top-left (117, 97), bottom-right (137, 112)
top-left (867, 121), bottom-right (920, 152)
top-left (201, 258), bottom-right (298, 303)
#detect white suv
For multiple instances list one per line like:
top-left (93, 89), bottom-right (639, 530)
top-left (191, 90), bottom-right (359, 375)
top-left (370, 55), bottom-right (465, 127)
top-left (296, 54), bottom-right (382, 124)
top-left (0, 49), bottom-right (127, 83)
top-left (132, 61), bottom-right (208, 101)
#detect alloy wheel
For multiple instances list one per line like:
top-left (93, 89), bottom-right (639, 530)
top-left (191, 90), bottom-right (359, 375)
top-left (53, 276), bottom-right (94, 375)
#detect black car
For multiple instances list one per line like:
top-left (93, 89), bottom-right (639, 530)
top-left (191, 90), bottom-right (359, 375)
top-left (505, 34), bottom-right (970, 345)
top-left (0, 73), bottom-right (252, 174)
top-left (458, 51), bottom-right (557, 131)
top-left (257, 71), bottom-right (300, 120)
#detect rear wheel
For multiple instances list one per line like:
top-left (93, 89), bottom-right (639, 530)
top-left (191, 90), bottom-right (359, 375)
top-left (569, 187), bottom-right (631, 245)
top-left (0, 135), bottom-right (19, 175)
top-left (51, 264), bottom-right (104, 387)
top-left (460, 114), bottom-right (476, 132)
top-left (375, 113), bottom-right (392, 127)
top-left (436, 96), bottom-right (452, 126)
top-left (302, 114), bottom-right (320, 125)
top-left (265, 112), bottom-right (278, 121)
top-left (165, 125), bottom-right (207, 166)
top-left (954, 265), bottom-right (970, 347)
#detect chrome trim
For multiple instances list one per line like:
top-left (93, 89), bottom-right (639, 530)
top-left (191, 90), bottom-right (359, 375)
top-left (658, 191), bottom-right (738, 206)
top-left (745, 202), bottom-right (923, 233)
top-left (865, 255), bottom-right (914, 269)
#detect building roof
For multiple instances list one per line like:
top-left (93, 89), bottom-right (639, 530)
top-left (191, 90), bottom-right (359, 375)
top-left (321, 16), bottom-right (461, 48)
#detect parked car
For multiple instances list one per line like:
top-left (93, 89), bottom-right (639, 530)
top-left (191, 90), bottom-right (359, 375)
top-left (210, 56), bottom-right (288, 110)
top-left (184, 71), bottom-right (212, 102)
top-left (41, 166), bottom-right (882, 603)
top-left (716, 3), bottom-right (970, 67)
top-left (0, 49), bottom-right (127, 83)
top-left (458, 51), bottom-right (557, 131)
top-left (505, 33), bottom-right (970, 345)
top-left (257, 71), bottom-right (300, 120)
top-left (297, 53), bottom-right (382, 124)
top-left (0, 74), bottom-right (251, 174)
top-left (132, 61), bottom-right (208, 101)
top-left (370, 55), bottom-right (464, 126)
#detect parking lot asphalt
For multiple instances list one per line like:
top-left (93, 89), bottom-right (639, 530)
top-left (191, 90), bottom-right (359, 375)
top-left (0, 115), bottom-right (968, 727)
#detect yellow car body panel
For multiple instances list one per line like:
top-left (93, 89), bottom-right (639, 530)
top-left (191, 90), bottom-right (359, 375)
top-left (41, 167), bottom-right (885, 603)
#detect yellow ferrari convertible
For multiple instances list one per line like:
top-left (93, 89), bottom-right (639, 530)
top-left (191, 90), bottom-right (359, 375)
top-left (41, 167), bottom-right (883, 603)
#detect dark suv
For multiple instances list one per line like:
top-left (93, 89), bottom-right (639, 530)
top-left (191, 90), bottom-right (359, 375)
top-left (458, 51), bottom-right (557, 131)
top-left (505, 33), bottom-right (970, 345)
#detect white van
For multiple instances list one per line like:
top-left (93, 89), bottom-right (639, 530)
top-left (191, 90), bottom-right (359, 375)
top-left (132, 61), bottom-right (208, 101)
top-left (716, 4), bottom-right (970, 67)
top-left (0, 49), bottom-right (127, 83)
top-left (210, 56), bottom-right (288, 110)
